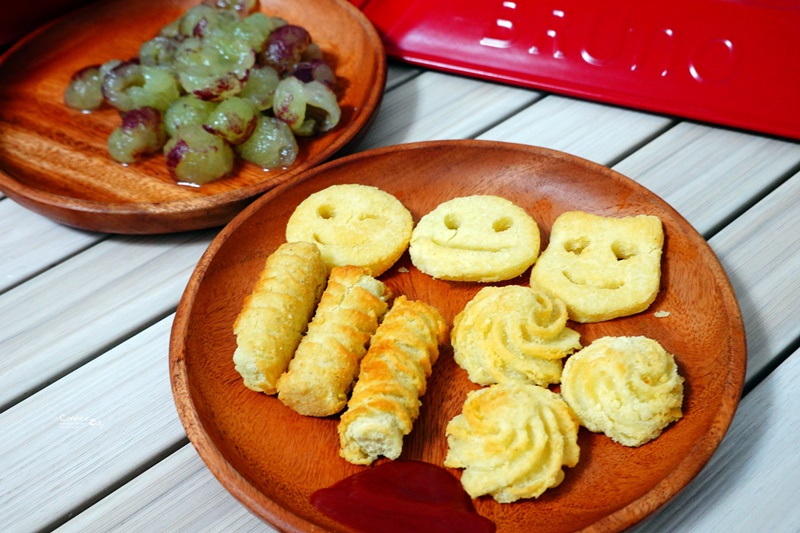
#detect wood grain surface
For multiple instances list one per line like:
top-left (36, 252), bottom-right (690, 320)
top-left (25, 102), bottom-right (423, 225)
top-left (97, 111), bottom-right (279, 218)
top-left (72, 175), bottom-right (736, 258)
top-left (170, 140), bottom-right (747, 533)
top-left (0, 0), bottom-right (385, 233)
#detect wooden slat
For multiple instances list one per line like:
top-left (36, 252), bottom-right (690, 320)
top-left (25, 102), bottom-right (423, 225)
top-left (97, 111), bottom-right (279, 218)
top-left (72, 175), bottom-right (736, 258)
top-left (0, 199), bottom-right (103, 293)
top-left (0, 230), bottom-right (213, 409)
top-left (706, 171), bottom-right (800, 385)
top-left (0, 317), bottom-right (185, 532)
top-left (634, 347), bottom-right (800, 532)
top-left (478, 95), bottom-right (674, 165)
top-left (57, 445), bottom-right (270, 533)
top-left (614, 122), bottom-right (800, 237)
top-left (354, 70), bottom-right (542, 151)
top-left (385, 60), bottom-right (421, 90)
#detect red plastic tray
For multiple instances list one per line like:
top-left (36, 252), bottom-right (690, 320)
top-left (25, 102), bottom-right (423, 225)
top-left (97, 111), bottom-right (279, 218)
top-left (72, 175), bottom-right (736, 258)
top-left (350, 0), bottom-right (800, 140)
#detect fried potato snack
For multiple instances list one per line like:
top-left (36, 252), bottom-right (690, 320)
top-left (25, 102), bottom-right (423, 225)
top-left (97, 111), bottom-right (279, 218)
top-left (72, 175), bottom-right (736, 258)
top-left (452, 285), bottom-right (581, 387)
top-left (338, 296), bottom-right (448, 465)
top-left (285, 184), bottom-right (414, 276)
top-left (232, 242), bottom-right (327, 394)
top-left (561, 336), bottom-right (684, 447)
top-left (276, 265), bottom-right (390, 417)
top-left (530, 211), bottom-right (663, 322)
top-left (445, 382), bottom-right (580, 503)
top-left (409, 195), bottom-right (540, 282)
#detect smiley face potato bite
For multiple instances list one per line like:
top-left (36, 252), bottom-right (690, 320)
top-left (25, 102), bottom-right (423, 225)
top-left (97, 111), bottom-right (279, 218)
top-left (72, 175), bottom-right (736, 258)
top-left (285, 184), bottom-right (414, 276)
top-left (409, 195), bottom-right (541, 282)
top-left (530, 211), bottom-right (664, 323)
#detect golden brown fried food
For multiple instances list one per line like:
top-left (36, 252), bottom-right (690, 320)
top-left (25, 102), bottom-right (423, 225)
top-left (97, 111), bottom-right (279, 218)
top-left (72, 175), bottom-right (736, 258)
top-left (445, 382), bottom-right (580, 503)
top-left (530, 211), bottom-right (664, 322)
top-left (338, 296), bottom-right (447, 465)
top-left (285, 184), bottom-right (414, 276)
top-left (409, 195), bottom-right (540, 282)
top-left (561, 336), bottom-right (684, 447)
top-left (276, 265), bottom-right (390, 416)
top-left (232, 242), bottom-right (327, 394)
top-left (452, 285), bottom-right (581, 387)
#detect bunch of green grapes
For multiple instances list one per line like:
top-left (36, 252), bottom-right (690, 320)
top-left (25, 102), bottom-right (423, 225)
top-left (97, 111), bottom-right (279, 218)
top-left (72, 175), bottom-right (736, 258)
top-left (64, 0), bottom-right (340, 185)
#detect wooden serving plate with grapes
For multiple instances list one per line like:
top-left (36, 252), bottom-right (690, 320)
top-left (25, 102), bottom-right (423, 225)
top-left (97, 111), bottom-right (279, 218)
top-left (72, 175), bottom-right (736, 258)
top-left (0, 0), bottom-right (385, 233)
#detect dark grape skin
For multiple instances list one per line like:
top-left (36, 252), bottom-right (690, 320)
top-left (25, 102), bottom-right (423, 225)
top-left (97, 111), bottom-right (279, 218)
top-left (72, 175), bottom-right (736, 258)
top-left (192, 70), bottom-right (250, 101)
top-left (120, 106), bottom-right (163, 133)
top-left (292, 59), bottom-right (336, 90)
top-left (260, 25), bottom-right (311, 74)
top-left (107, 106), bottom-right (167, 163)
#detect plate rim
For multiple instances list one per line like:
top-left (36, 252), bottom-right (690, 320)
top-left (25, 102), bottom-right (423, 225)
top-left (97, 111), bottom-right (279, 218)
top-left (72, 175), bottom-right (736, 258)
top-left (0, 0), bottom-right (387, 234)
top-left (170, 139), bottom-right (747, 532)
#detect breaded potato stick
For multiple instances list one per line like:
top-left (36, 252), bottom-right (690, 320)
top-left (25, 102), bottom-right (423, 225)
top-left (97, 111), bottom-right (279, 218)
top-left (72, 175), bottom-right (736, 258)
top-left (276, 266), bottom-right (390, 417)
top-left (338, 296), bottom-right (448, 465)
top-left (233, 242), bottom-right (327, 394)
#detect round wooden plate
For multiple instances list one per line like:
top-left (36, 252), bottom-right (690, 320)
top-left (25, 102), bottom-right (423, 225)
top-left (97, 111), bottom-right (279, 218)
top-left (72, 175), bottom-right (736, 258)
top-left (170, 140), bottom-right (746, 532)
top-left (0, 0), bottom-right (385, 234)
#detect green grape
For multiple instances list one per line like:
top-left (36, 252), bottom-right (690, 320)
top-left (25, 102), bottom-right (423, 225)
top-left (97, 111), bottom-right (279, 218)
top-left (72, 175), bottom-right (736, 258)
top-left (273, 77), bottom-right (340, 136)
top-left (245, 13), bottom-right (287, 36)
top-left (64, 65), bottom-right (103, 111)
top-left (107, 107), bottom-right (167, 164)
top-left (139, 36), bottom-right (180, 72)
top-left (239, 65), bottom-right (279, 110)
top-left (203, 0), bottom-right (260, 17)
top-left (203, 96), bottom-right (258, 144)
top-left (158, 18), bottom-right (182, 39)
top-left (178, 5), bottom-right (226, 37)
top-left (164, 96), bottom-right (218, 137)
top-left (239, 13), bottom-right (286, 53)
top-left (272, 76), bottom-right (306, 131)
top-left (236, 115), bottom-right (298, 169)
top-left (175, 35), bottom-right (254, 100)
top-left (101, 61), bottom-right (143, 111)
top-left (164, 124), bottom-right (234, 184)
top-left (128, 66), bottom-right (181, 112)
top-left (102, 62), bottom-right (180, 112)
top-left (99, 59), bottom-right (123, 79)
top-left (302, 80), bottom-right (341, 132)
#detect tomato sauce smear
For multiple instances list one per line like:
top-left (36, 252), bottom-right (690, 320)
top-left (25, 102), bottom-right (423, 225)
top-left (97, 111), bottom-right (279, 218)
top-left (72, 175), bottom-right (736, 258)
top-left (311, 460), bottom-right (495, 533)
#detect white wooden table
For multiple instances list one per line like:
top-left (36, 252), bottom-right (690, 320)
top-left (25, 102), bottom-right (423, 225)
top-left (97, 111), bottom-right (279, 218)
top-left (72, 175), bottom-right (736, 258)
top-left (2, 59), bottom-right (799, 532)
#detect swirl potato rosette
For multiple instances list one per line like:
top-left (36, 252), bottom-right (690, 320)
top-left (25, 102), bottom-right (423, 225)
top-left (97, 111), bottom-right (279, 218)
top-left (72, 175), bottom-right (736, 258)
top-left (561, 336), bottom-right (684, 447)
top-left (451, 285), bottom-right (582, 387)
top-left (445, 382), bottom-right (580, 503)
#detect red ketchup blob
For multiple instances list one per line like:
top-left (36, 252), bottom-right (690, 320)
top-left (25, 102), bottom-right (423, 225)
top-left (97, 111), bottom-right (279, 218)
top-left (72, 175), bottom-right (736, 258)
top-left (310, 460), bottom-right (495, 533)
